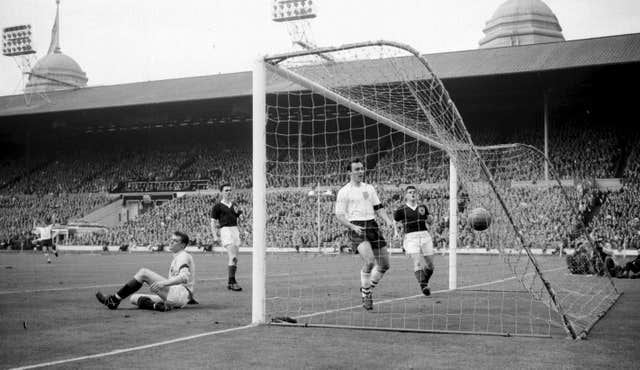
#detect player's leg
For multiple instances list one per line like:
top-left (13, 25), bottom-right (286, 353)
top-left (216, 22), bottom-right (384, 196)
top-left (370, 246), bottom-right (390, 289)
top-left (357, 241), bottom-right (376, 310)
top-left (96, 268), bottom-right (168, 310)
top-left (44, 245), bottom-right (51, 264)
top-left (223, 227), bottom-right (242, 291)
top-left (367, 221), bottom-right (389, 290)
top-left (418, 232), bottom-right (435, 295)
top-left (51, 241), bottom-right (58, 258)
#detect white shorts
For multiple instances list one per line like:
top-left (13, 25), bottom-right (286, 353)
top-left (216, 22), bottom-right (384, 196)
top-left (129, 285), bottom-right (190, 309)
top-left (220, 226), bottom-right (241, 248)
top-left (403, 231), bottom-right (434, 256)
top-left (166, 285), bottom-right (191, 308)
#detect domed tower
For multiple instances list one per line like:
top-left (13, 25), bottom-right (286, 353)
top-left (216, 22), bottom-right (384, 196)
top-left (25, 0), bottom-right (87, 93)
top-left (479, 0), bottom-right (564, 48)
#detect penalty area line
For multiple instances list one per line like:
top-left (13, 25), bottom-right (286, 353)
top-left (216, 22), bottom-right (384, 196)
top-left (11, 324), bottom-right (255, 370)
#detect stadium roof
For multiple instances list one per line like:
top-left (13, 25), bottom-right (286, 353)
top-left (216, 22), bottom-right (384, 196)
top-left (1, 33), bottom-right (639, 118)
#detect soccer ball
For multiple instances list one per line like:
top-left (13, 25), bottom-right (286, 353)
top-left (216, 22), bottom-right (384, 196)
top-left (469, 207), bottom-right (491, 231)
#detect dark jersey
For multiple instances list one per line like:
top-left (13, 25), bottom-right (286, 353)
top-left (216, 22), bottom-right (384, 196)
top-left (210, 201), bottom-right (242, 227)
top-left (394, 203), bottom-right (430, 234)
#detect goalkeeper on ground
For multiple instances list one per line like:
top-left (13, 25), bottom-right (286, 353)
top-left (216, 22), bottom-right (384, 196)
top-left (96, 231), bottom-right (197, 311)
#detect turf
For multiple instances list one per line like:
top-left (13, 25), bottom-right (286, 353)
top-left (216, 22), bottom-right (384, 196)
top-left (0, 251), bottom-right (638, 369)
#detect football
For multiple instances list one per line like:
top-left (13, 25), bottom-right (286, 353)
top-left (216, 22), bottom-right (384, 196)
top-left (469, 207), bottom-right (491, 231)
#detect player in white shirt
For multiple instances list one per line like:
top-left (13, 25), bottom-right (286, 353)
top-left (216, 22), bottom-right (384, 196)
top-left (335, 158), bottom-right (397, 310)
top-left (32, 218), bottom-right (59, 264)
top-left (96, 231), bottom-right (197, 311)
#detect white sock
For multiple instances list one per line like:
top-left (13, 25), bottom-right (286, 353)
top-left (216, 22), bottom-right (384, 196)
top-left (370, 267), bottom-right (386, 288)
top-left (360, 271), bottom-right (371, 290)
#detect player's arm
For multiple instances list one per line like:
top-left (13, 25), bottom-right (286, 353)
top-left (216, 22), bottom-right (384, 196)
top-left (151, 262), bottom-right (192, 291)
top-left (210, 218), bottom-right (220, 241)
top-left (375, 205), bottom-right (397, 236)
top-left (371, 187), bottom-right (396, 232)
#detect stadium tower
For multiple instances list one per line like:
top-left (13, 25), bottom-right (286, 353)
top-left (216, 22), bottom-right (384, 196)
top-left (25, 0), bottom-right (88, 93)
top-left (479, 0), bottom-right (565, 48)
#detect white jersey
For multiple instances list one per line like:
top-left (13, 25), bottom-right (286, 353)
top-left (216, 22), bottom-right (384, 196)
top-left (168, 250), bottom-right (196, 293)
top-left (334, 182), bottom-right (381, 221)
top-left (35, 225), bottom-right (53, 240)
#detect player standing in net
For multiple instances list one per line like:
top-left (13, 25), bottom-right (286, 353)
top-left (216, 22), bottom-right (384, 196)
top-left (335, 158), bottom-right (397, 310)
top-left (210, 183), bottom-right (243, 291)
top-left (393, 186), bottom-right (435, 296)
top-left (96, 231), bottom-right (196, 312)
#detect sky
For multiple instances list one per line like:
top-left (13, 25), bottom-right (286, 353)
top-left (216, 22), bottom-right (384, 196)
top-left (1, 0), bottom-right (639, 97)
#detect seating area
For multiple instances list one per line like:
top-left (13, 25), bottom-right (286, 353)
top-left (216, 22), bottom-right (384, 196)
top-left (1, 118), bottom-right (638, 249)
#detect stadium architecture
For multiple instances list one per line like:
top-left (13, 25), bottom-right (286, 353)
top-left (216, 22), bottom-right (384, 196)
top-left (1, 32), bottom-right (638, 230)
top-left (1, 32), bottom-right (638, 154)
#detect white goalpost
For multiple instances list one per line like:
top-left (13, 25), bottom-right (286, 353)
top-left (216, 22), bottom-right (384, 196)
top-left (252, 40), bottom-right (620, 338)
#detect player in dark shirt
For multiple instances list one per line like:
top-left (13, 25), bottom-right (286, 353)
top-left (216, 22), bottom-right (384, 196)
top-left (393, 186), bottom-right (435, 296)
top-left (210, 183), bottom-right (243, 291)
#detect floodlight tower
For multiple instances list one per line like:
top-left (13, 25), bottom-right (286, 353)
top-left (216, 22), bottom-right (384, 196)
top-left (2, 25), bottom-right (38, 95)
top-left (272, 0), bottom-right (318, 51)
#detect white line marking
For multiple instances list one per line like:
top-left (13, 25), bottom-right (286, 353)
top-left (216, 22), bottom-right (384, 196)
top-left (10, 324), bottom-right (255, 370)
top-left (8, 266), bottom-right (567, 368)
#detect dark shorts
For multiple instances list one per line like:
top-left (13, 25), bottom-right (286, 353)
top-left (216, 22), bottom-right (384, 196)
top-left (38, 239), bottom-right (55, 249)
top-left (348, 220), bottom-right (386, 250)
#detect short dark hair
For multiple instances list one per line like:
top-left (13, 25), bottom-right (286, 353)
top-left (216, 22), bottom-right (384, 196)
top-left (405, 185), bottom-right (416, 192)
top-left (173, 231), bottom-right (189, 246)
top-left (346, 158), bottom-right (363, 172)
top-left (219, 183), bottom-right (231, 192)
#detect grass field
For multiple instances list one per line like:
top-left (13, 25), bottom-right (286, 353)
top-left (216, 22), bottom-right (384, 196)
top-left (0, 251), bottom-right (638, 369)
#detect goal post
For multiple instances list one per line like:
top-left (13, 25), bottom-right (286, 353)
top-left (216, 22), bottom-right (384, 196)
top-left (252, 57), bottom-right (267, 325)
top-left (252, 40), bottom-right (620, 338)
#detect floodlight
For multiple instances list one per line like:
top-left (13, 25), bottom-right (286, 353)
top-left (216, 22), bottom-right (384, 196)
top-left (2, 24), bottom-right (36, 56)
top-left (272, 0), bottom-right (316, 22)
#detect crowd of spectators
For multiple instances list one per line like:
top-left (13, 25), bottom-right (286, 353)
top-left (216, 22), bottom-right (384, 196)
top-left (1, 117), bottom-right (638, 250)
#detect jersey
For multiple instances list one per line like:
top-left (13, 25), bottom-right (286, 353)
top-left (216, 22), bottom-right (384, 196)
top-left (210, 201), bottom-right (242, 227)
top-left (394, 203), bottom-right (430, 234)
top-left (334, 182), bottom-right (382, 222)
top-left (35, 225), bottom-right (54, 241)
top-left (169, 250), bottom-right (196, 293)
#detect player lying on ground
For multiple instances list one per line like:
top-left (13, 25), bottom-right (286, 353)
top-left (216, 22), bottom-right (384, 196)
top-left (334, 158), bottom-right (397, 311)
top-left (96, 231), bottom-right (197, 312)
top-left (394, 185), bottom-right (435, 296)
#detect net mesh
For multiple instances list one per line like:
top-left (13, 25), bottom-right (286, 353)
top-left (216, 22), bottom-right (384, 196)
top-left (262, 41), bottom-right (620, 338)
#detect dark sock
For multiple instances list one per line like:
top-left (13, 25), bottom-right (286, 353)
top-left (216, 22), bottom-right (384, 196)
top-left (424, 267), bottom-right (433, 283)
top-left (414, 270), bottom-right (428, 289)
top-left (228, 265), bottom-right (237, 284)
top-left (116, 279), bottom-right (143, 300)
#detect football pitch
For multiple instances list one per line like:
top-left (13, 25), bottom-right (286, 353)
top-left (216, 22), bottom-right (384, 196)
top-left (0, 251), bottom-right (638, 369)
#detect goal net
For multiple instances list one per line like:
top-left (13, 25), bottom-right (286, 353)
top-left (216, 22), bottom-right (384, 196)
top-left (252, 41), bottom-right (620, 338)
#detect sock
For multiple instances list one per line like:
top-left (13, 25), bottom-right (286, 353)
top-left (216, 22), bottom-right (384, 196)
top-left (116, 279), bottom-right (143, 300)
top-left (228, 265), bottom-right (237, 284)
top-left (370, 267), bottom-right (386, 289)
top-left (424, 267), bottom-right (434, 283)
top-left (414, 270), bottom-right (428, 289)
top-left (360, 271), bottom-right (371, 290)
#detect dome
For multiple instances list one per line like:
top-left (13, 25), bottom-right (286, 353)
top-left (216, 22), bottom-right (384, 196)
top-left (491, 0), bottom-right (555, 20)
top-left (25, 51), bottom-right (88, 93)
top-left (479, 0), bottom-right (564, 48)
